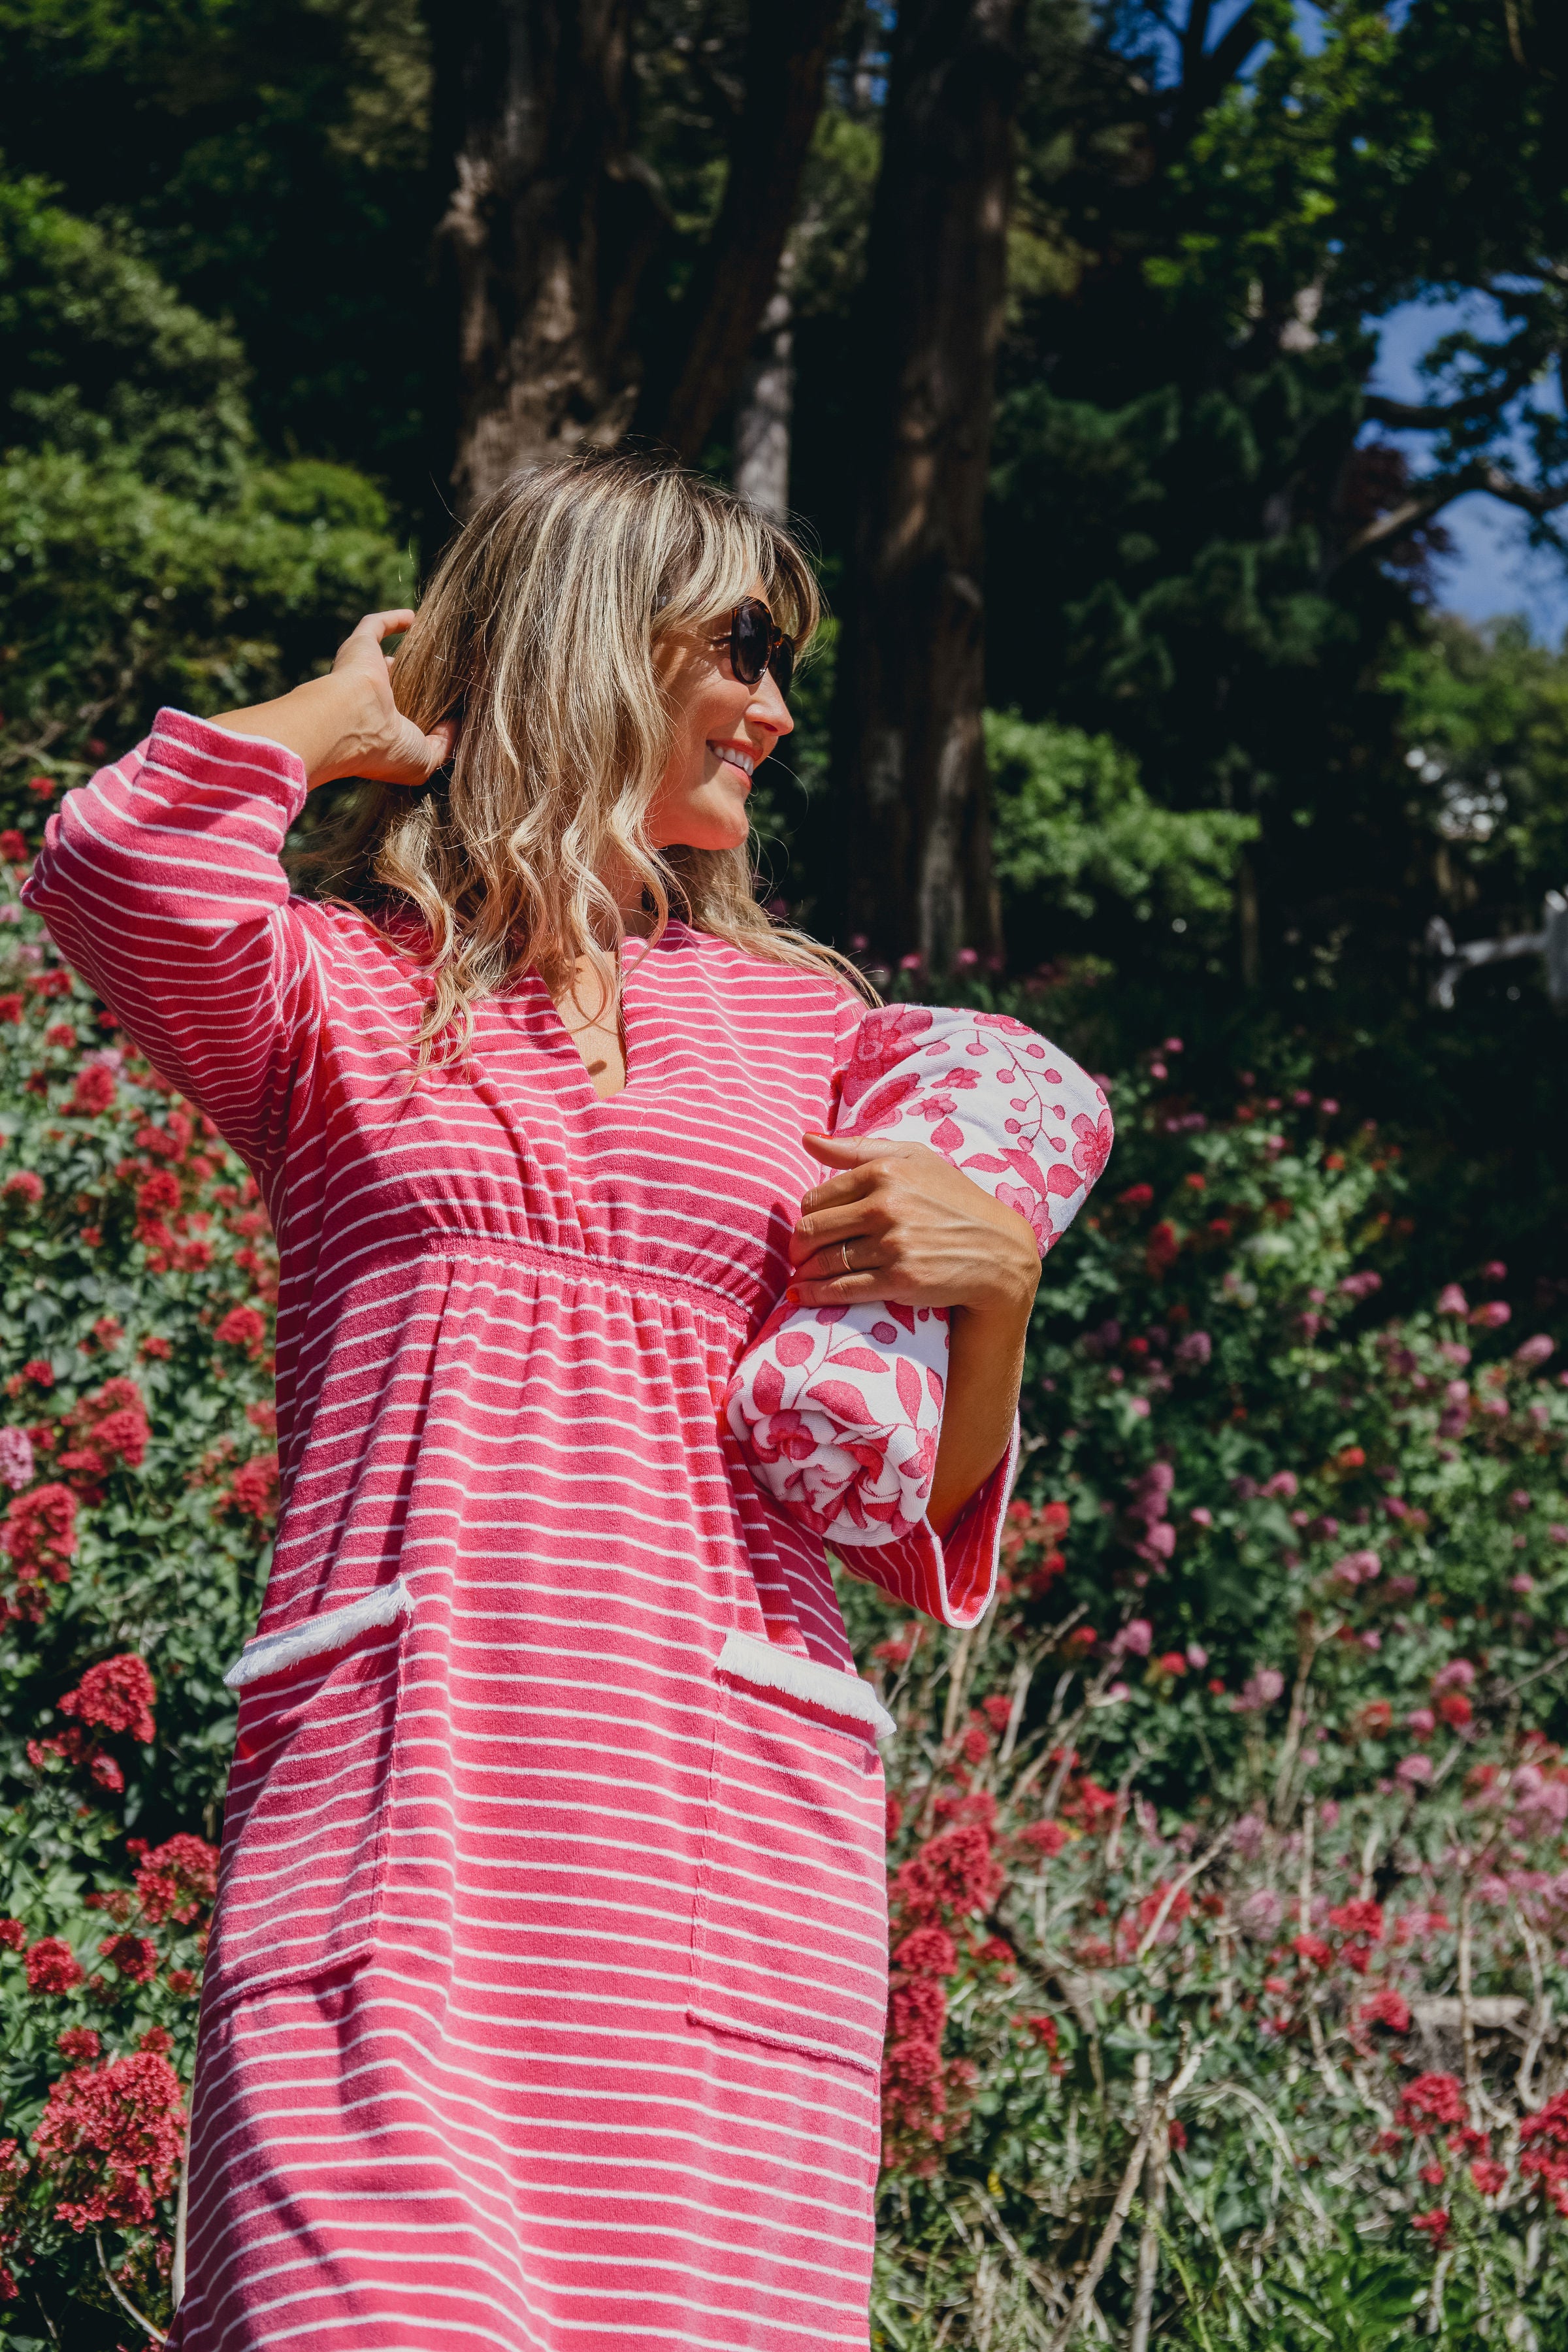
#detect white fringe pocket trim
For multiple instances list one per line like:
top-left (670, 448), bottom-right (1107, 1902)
top-left (717, 1629), bottom-right (896, 1743)
top-left (223, 1576), bottom-right (414, 1691)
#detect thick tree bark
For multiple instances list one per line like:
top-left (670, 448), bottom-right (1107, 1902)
top-left (427, 0), bottom-right (664, 516)
top-left (427, 0), bottom-right (843, 515)
top-left (833, 0), bottom-right (1024, 970)
top-left (633, 0), bottom-right (842, 461)
top-left (732, 286), bottom-right (794, 521)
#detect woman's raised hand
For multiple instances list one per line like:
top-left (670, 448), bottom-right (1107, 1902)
top-left (210, 609), bottom-right (456, 792)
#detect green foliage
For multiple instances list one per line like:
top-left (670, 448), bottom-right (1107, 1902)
top-left (986, 708), bottom-right (1258, 951)
top-left (0, 169), bottom-right (409, 792)
top-left (1385, 615), bottom-right (1568, 917)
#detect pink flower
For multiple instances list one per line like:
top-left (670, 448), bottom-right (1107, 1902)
top-left (1237, 1667), bottom-right (1284, 1712)
top-left (1188, 1506), bottom-right (1213, 1527)
top-left (1237, 1889), bottom-right (1282, 1938)
top-left (1436, 1285), bottom-right (1469, 1316)
top-left (1406, 1708), bottom-right (1435, 1737)
top-left (0, 1428), bottom-right (33, 1492)
top-left (1470, 1301), bottom-right (1511, 1329)
top-left (1397, 1754), bottom-right (1434, 1789)
top-left (1186, 1641), bottom-right (1209, 1669)
top-left (1117, 1618), bottom-right (1153, 1658)
top-left (1516, 1335), bottom-right (1555, 1369)
top-left (1432, 1659), bottom-right (1475, 1692)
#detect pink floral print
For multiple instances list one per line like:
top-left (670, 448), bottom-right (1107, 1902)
top-left (728, 1007), bottom-right (1111, 1546)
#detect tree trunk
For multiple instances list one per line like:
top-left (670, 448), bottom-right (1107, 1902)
top-left (427, 0), bottom-right (662, 517)
top-left (833, 0), bottom-right (1024, 970)
top-left (732, 286), bottom-right (794, 520)
top-left (427, 0), bottom-right (843, 517)
top-left (634, 0), bottom-right (844, 461)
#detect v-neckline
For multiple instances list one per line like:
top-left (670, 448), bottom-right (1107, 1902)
top-left (537, 936), bottom-right (652, 1107)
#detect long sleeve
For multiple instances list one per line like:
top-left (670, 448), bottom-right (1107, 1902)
top-left (22, 710), bottom-right (319, 1176)
top-left (727, 1004), bottom-right (1112, 1628)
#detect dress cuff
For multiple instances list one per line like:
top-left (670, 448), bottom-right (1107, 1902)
top-left (836, 1416), bottom-right (1019, 1629)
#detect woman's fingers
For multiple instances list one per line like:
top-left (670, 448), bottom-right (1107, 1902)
top-left (787, 1269), bottom-right (890, 1307)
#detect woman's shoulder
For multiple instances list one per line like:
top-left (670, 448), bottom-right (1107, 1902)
top-left (664, 921), bottom-right (868, 1049)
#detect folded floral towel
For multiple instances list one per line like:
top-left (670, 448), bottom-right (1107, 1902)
top-left (727, 1005), bottom-right (1112, 1546)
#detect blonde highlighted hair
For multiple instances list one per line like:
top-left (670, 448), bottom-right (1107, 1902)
top-left (295, 448), bottom-right (872, 1056)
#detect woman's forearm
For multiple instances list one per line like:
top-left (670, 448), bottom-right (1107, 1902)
top-left (927, 1290), bottom-right (1033, 1536)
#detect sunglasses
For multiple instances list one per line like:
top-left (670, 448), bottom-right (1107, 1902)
top-left (716, 598), bottom-right (796, 700)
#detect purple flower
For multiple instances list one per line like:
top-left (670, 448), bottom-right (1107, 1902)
top-left (1238, 1888), bottom-right (1282, 1938)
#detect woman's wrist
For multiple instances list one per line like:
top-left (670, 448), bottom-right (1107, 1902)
top-left (208, 671), bottom-right (378, 792)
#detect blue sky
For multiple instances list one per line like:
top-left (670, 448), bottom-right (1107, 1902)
top-left (1371, 302), bottom-right (1568, 642)
top-left (1294, 0), bottom-right (1568, 640)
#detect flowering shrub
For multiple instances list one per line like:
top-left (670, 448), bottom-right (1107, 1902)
top-left (4, 828), bottom-right (1568, 2342)
top-left (0, 841), bottom-right (268, 2338)
top-left (838, 1020), bottom-right (1568, 2347)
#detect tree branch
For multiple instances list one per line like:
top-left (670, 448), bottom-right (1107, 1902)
top-left (634, 0), bottom-right (847, 459)
top-left (1335, 460), bottom-right (1568, 566)
top-left (1363, 352), bottom-right (1548, 433)
top-left (1162, 3), bottom-right (1265, 158)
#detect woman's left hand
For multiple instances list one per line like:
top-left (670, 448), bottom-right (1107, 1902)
top-left (787, 1133), bottom-right (1039, 1316)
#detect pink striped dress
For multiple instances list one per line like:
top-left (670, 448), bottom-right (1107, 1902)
top-left (25, 713), bottom-right (1010, 2352)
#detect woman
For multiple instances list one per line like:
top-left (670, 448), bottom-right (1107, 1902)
top-left (25, 452), bottom-right (1040, 2352)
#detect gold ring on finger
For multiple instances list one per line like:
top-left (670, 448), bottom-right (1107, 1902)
top-left (840, 1240), bottom-right (853, 1275)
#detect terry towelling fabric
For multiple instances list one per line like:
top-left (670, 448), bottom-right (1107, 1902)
top-left (24, 712), bottom-right (1013, 2352)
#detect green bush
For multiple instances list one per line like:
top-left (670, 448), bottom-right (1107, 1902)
top-left (0, 171), bottom-right (410, 798)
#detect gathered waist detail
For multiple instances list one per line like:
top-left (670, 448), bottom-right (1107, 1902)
top-left (355, 1226), bottom-right (759, 1329)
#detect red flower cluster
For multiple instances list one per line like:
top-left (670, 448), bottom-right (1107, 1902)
top-left (32, 2050), bottom-right (186, 2231)
top-left (220, 1450), bottom-right (279, 1526)
top-left (129, 1833), bottom-right (220, 1927)
top-left (1397, 2072), bottom-right (1467, 2132)
top-left (1358, 1987), bottom-right (1411, 2034)
top-left (54, 1376), bottom-right (150, 1497)
top-left (98, 1933), bottom-right (158, 1984)
top-left (24, 1938), bottom-right (83, 1995)
top-left (69, 1062), bottom-right (116, 1117)
top-left (1519, 2091), bottom-right (1568, 2214)
top-left (28, 1652), bottom-right (155, 1793)
top-left (216, 1304), bottom-right (267, 1355)
top-left (1327, 1897), bottom-right (1383, 1974)
top-left (60, 1653), bottom-right (155, 1742)
top-left (0, 1482), bottom-right (77, 1620)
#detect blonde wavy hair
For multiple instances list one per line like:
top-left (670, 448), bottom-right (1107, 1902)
top-left (295, 448), bottom-right (872, 1058)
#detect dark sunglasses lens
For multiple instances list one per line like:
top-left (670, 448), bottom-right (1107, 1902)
top-left (731, 600), bottom-right (771, 686)
top-left (770, 634), bottom-right (795, 700)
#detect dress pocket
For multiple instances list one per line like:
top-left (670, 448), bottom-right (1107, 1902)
top-left (206, 1581), bottom-right (412, 2008)
top-left (687, 1635), bottom-right (891, 2076)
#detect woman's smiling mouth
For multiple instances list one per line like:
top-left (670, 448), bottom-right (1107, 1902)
top-left (708, 739), bottom-right (758, 783)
